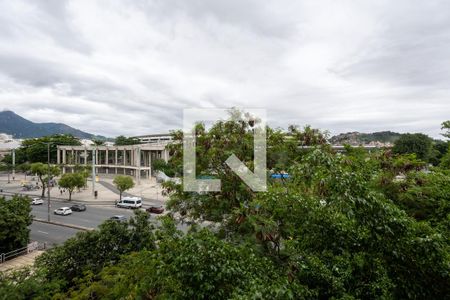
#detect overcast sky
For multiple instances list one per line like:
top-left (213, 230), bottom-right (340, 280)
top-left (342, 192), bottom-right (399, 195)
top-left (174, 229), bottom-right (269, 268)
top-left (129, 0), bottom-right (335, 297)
top-left (0, 0), bottom-right (449, 138)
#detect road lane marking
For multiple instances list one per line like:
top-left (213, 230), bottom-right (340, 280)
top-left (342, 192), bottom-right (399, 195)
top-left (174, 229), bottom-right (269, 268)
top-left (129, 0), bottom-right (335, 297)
top-left (78, 219), bottom-right (92, 223)
top-left (37, 230), bottom-right (49, 234)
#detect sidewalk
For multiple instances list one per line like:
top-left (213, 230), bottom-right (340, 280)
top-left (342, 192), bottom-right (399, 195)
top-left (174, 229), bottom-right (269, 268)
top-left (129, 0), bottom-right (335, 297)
top-left (0, 250), bottom-right (44, 273)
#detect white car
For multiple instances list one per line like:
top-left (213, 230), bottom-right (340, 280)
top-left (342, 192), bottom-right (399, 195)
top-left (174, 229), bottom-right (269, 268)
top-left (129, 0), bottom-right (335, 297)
top-left (31, 197), bottom-right (44, 205)
top-left (54, 207), bottom-right (72, 216)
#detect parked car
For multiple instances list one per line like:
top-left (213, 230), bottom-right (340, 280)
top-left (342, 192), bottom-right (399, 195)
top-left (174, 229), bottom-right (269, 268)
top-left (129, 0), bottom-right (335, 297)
top-left (22, 184), bottom-right (38, 191)
top-left (146, 205), bottom-right (164, 214)
top-left (116, 197), bottom-right (142, 209)
top-left (54, 207), bottom-right (72, 216)
top-left (110, 215), bottom-right (127, 222)
top-left (70, 204), bottom-right (87, 212)
top-left (31, 197), bottom-right (44, 205)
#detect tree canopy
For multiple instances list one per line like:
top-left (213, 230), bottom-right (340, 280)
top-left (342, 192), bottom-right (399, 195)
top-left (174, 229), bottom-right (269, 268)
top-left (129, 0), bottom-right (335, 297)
top-left (392, 133), bottom-right (433, 161)
top-left (58, 173), bottom-right (85, 201)
top-left (113, 175), bottom-right (135, 201)
top-left (30, 162), bottom-right (60, 198)
top-left (0, 195), bottom-right (33, 253)
top-left (5, 134), bottom-right (82, 165)
top-left (114, 135), bottom-right (140, 146)
top-left (1, 117), bottom-right (449, 299)
top-left (442, 120), bottom-right (450, 139)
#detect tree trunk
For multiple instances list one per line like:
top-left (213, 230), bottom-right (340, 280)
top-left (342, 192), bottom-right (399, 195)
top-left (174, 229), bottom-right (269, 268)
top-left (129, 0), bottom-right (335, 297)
top-left (119, 191), bottom-right (122, 201)
top-left (69, 190), bottom-right (72, 201)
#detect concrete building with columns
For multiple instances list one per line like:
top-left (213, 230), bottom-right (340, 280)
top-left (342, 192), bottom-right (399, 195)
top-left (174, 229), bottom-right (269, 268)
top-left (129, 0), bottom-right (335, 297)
top-left (56, 141), bottom-right (170, 184)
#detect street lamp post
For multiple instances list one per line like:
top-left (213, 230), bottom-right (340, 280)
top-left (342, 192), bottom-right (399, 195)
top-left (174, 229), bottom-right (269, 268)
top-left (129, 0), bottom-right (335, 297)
top-left (47, 142), bottom-right (52, 222)
top-left (12, 148), bottom-right (15, 180)
top-left (92, 147), bottom-right (96, 196)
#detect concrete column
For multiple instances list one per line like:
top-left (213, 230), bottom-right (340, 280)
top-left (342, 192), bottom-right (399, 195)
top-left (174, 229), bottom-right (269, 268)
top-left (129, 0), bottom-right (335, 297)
top-left (62, 149), bottom-right (66, 164)
top-left (115, 148), bottom-right (118, 165)
top-left (163, 149), bottom-right (169, 163)
top-left (71, 149), bottom-right (74, 164)
top-left (57, 148), bottom-right (61, 164)
top-left (148, 152), bottom-right (152, 177)
top-left (84, 149), bottom-right (87, 165)
top-left (137, 148), bottom-right (141, 185)
top-left (123, 150), bottom-right (126, 165)
top-left (106, 148), bottom-right (109, 165)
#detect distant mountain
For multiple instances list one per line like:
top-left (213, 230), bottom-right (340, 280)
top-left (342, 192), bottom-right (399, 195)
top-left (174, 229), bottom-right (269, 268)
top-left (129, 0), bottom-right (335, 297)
top-left (330, 131), bottom-right (403, 146)
top-left (0, 110), bottom-right (107, 140)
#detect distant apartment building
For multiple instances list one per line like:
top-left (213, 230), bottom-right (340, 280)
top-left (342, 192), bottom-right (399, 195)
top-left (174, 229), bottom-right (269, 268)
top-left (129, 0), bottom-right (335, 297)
top-left (132, 133), bottom-right (173, 144)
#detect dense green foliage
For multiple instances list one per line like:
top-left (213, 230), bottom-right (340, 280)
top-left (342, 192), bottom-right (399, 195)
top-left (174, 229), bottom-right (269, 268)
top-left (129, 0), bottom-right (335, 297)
top-left (0, 195), bottom-right (33, 253)
top-left (152, 158), bottom-right (177, 177)
top-left (441, 149), bottom-right (450, 169)
top-left (442, 121), bottom-right (450, 139)
top-left (113, 175), bottom-right (135, 201)
top-left (65, 229), bottom-right (304, 299)
top-left (392, 133), bottom-right (433, 161)
top-left (2, 134), bottom-right (81, 165)
top-left (1, 117), bottom-right (449, 299)
top-left (58, 173), bottom-right (85, 201)
top-left (114, 135), bottom-right (140, 146)
top-left (30, 162), bottom-right (60, 198)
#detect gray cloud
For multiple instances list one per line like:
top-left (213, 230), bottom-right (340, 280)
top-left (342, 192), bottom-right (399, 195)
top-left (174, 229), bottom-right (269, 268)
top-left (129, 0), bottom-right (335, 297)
top-left (0, 0), bottom-right (449, 138)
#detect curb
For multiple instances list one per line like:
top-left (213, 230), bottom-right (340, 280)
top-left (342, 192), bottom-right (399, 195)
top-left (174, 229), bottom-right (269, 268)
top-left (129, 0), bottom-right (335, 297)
top-left (33, 218), bottom-right (94, 231)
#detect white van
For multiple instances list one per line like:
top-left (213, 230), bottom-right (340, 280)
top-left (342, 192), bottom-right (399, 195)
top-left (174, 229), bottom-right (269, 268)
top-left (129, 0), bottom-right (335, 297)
top-left (116, 197), bottom-right (142, 209)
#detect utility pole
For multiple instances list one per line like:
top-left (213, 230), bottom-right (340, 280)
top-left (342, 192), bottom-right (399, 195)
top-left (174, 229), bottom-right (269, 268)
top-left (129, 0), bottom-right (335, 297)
top-left (12, 148), bottom-right (15, 179)
top-left (47, 143), bottom-right (51, 222)
top-left (92, 148), bottom-right (96, 196)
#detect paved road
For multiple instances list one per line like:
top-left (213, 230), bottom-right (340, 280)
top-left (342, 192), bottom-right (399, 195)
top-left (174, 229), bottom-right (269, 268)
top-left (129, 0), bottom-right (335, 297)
top-left (28, 200), bottom-right (183, 247)
top-left (28, 201), bottom-right (145, 247)
top-left (31, 201), bottom-right (137, 228)
top-left (2, 190), bottom-right (188, 248)
top-left (30, 221), bottom-right (81, 247)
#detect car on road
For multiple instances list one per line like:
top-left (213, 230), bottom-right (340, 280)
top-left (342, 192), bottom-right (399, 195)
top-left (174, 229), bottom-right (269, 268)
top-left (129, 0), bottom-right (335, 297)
top-left (54, 207), bottom-right (72, 216)
top-left (31, 197), bottom-right (44, 205)
top-left (70, 204), bottom-right (87, 212)
top-left (116, 197), bottom-right (142, 209)
top-left (146, 205), bottom-right (164, 214)
top-left (110, 215), bottom-right (127, 222)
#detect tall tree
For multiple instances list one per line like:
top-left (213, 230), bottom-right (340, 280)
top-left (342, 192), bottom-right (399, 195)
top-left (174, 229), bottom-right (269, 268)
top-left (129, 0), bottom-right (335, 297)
top-left (392, 133), bottom-right (433, 161)
top-left (58, 173), bottom-right (85, 201)
top-left (30, 163), bottom-right (60, 197)
top-left (114, 135), bottom-right (140, 146)
top-left (441, 120), bottom-right (450, 139)
top-left (74, 164), bottom-right (91, 188)
top-left (34, 210), bottom-right (154, 286)
top-left (113, 175), bottom-right (135, 201)
top-left (0, 195), bottom-right (33, 253)
top-left (19, 134), bottom-right (81, 164)
top-left (164, 113), bottom-right (330, 224)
